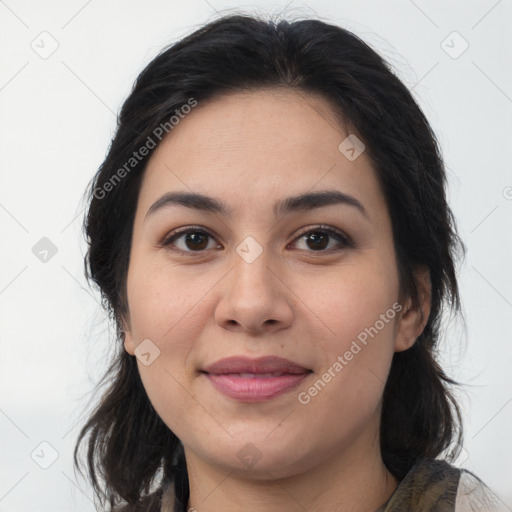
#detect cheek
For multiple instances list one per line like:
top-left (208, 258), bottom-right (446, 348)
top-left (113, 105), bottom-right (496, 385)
top-left (125, 256), bottom-right (222, 434)
top-left (290, 273), bottom-right (399, 456)
top-left (303, 258), bottom-right (399, 348)
top-left (294, 259), bottom-right (400, 411)
top-left (125, 255), bottom-right (215, 343)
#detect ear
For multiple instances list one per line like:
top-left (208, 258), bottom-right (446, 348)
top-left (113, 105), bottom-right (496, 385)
top-left (395, 267), bottom-right (431, 352)
top-left (122, 316), bottom-right (136, 356)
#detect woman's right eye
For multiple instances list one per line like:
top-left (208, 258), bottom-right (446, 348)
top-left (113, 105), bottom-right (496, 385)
top-left (161, 228), bottom-right (221, 254)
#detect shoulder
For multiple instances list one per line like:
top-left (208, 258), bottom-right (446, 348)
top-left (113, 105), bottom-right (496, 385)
top-left (455, 468), bottom-right (508, 512)
top-left (383, 458), bottom-right (505, 512)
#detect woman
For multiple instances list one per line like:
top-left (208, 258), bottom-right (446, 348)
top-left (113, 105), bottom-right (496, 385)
top-left (74, 13), bottom-right (503, 512)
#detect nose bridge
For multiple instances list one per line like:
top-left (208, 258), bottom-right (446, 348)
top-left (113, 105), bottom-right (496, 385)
top-left (232, 233), bottom-right (275, 297)
top-left (214, 232), bottom-right (294, 333)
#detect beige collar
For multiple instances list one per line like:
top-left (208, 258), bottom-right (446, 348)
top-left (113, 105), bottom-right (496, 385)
top-left (160, 480), bottom-right (175, 512)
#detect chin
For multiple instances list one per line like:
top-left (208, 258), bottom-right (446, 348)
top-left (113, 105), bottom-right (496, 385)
top-left (191, 434), bottom-right (313, 477)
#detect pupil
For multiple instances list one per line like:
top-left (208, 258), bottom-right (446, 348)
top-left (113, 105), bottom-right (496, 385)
top-left (186, 232), bottom-right (208, 250)
top-left (307, 232), bottom-right (328, 250)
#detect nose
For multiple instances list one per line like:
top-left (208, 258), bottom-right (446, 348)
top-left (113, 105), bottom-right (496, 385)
top-left (214, 246), bottom-right (294, 335)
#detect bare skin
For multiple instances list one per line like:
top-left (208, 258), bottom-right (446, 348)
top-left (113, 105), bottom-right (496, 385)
top-left (123, 88), bottom-right (431, 511)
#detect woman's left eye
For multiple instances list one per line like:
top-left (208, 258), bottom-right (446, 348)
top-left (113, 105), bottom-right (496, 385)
top-left (161, 226), bottom-right (352, 254)
top-left (291, 227), bottom-right (352, 252)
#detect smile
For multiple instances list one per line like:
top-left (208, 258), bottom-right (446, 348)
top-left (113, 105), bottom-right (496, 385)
top-left (203, 372), bottom-right (311, 402)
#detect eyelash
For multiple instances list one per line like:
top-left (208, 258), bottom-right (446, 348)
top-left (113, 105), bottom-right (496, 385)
top-left (160, 224), bottom-right (353, 255)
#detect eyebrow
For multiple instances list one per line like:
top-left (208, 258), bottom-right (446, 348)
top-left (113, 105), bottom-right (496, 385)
top-left (145, 189), bottom-right (368, 221)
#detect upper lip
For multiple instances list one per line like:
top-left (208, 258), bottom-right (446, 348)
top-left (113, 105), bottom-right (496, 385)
top-left (202, 356), bottom-right (311, 375)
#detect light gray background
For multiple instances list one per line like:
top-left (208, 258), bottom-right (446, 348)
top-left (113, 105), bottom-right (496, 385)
top-left (1, 1), bottom-right (511, 510)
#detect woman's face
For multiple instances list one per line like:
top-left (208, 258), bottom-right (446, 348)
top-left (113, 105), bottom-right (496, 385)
top-left (123, 88), bottom-right (420, 478)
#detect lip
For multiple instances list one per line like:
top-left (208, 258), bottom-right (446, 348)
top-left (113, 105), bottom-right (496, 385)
top-left (203, 355), bottom-right (310, 375)
top-left (202, 356), bottom-right (312, 402)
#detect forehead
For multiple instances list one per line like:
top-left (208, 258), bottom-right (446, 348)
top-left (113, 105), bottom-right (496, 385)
top-left (138, 88), bottom-right (386, 221)
top-left (151, 88), bottom-right (348, 167)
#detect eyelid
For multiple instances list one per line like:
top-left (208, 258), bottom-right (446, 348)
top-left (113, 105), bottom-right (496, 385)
top-left (160, 225), bottom-right (219, 253)
top-left (291, 224), bottom-right (353, 248)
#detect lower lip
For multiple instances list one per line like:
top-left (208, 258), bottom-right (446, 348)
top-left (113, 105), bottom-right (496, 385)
top-left (204, 373), bottom-right (311, 402)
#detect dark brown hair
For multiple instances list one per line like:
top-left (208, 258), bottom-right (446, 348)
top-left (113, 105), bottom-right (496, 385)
top-left (75, 13), bottom-right (465, 511)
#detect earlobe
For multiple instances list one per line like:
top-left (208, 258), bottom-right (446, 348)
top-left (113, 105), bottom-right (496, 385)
top-left (395, 268), bottom-right (432, 352)
top-left (121, 316), bottom-right (136, 355)
top-left (123, 331), bottom-right (136, 355)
